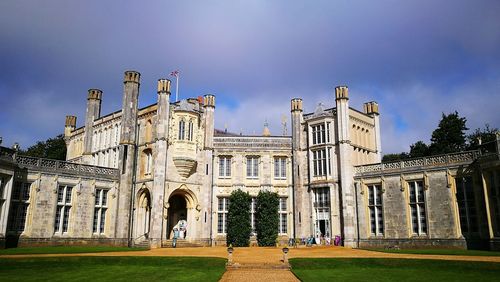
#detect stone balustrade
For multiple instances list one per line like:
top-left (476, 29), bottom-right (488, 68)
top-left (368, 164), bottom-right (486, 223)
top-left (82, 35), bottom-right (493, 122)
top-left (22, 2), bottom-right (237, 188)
top-left (15, 155), bottom-right (119, 179)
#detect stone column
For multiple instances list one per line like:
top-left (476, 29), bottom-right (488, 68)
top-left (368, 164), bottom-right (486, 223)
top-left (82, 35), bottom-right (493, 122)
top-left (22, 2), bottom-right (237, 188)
top-left (335, 86), bottom-right (358, 248)
top-left (82, 89), bottom-right (102, 164)
top-left (116, 71), bottom-right (140, 242)
top-left (149, 79), bottom-right (171, 248)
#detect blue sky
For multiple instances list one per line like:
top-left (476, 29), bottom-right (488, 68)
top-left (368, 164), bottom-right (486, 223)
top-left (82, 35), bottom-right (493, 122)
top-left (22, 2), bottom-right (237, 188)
top-left (0, 0), bottom-right (499, 154)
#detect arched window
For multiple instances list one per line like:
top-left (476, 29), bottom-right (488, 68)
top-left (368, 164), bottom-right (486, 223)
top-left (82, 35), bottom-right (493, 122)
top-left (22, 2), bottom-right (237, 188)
top-left (188, 121), bottom-right (194, 141)
top-left (145, 120), bottom-right (153, 143)
top-left (178, 120), bottom-right (185, 140)
top-left (142, 149), bottom-right (153, 176)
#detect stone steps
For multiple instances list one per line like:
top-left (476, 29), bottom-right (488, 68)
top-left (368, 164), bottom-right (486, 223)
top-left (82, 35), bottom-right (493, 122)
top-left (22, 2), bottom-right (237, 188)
top-left (162, 239), bottom-right (205, 248)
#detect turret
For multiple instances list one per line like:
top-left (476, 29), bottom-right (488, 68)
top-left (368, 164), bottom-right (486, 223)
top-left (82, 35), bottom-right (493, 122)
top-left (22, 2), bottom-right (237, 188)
top-left (156, 79), bottom-right (171, 140)
top-left (64, 115), bottom-right (77, 139)
top-left (82, 89), bottom-right (102, 164)
top-left (290, 98), bottom-right (303, 150)
top-left (335, 85), bottom-right (357, 247)
top-left (116, 70), bottom-right (141, 239)
top-left (363, 101), bottom-right (381, 161)
top-left (203, 94), bottom-right (215, 149)
top-left (262, 120), bottom-right (271, 137)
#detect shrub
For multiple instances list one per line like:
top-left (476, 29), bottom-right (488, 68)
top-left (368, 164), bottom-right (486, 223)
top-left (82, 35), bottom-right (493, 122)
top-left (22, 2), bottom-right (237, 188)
top-left (226, 190), bottom-right (252, 247)
top-left (255, 191), bottom-right (279, 246)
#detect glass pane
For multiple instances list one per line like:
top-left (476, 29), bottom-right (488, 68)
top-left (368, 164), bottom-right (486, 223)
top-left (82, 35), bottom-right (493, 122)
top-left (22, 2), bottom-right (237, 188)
top-left (66, 187), bottom-right (73, 203)
top-left (100, 208), bottom-right (106, 233)
top-left (57, 186), bottom-right (64, 203)
top-left (102, 190), bottom-right (108, 206)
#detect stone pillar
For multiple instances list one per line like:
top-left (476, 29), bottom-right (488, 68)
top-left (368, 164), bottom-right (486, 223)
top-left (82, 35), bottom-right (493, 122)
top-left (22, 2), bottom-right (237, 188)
top-left (64, 115), bottom-right (77, 159)
top-left (149, 79), bottom-right (171, 248)
top-left (116, 71), bottom-right (140, 241)
top-left (291, 98), bottom-right (308, 238)
top-left (335, 86), bottom-right (357, 248)
top-left (82, 89), bottom-right (102, 164)
top-left (363, 101), bottom-right (381, 162)
top-left (203, 95), bottom-right (215, 149)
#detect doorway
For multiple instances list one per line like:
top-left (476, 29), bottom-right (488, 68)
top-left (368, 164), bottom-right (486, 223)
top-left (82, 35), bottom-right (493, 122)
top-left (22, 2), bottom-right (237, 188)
top-left (167, 194), bottom-right (187, 239)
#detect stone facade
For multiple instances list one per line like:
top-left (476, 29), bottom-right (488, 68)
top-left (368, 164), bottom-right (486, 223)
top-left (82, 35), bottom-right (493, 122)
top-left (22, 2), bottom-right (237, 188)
top-left (1, 70), bottom-right (500, 250)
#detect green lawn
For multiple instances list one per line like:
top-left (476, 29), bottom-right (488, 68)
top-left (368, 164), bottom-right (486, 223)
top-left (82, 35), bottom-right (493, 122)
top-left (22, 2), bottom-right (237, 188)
top-left (0, 256), bottom-right (226, 282)
top-left (0, 246), bottom-right (148, 255)
top-left (365, 248), bottom-right (500, 256)
top-left (290, 258), bottom-right (500, 282)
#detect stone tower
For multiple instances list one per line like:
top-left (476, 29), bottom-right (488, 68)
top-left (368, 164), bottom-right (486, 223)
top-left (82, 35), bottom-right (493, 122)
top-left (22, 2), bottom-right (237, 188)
top-left (149, 79), bottom-right (171, 247)
top-left (363, 101), bottom-right (382, 162)
top-left (335, 86), bottom-right (357, 247)
top-left (82, 89), bottom-right (102, 164)
top-left (291, 98), bottom-right (309, 238)
top-left (116, 71), bottom-right (141, 241)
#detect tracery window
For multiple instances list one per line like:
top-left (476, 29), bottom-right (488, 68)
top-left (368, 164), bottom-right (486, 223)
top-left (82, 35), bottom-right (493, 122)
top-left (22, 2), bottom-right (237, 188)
top-left (54, 185), bottom-right (73, 234)
top-left (219, 156), bottom-right (232, 178)
top-left (368, 184), bottom-right (384, 236)
top-left (178, 120), bottom-right (185, 140)
top-left (93, 189), bottom-right (108, 234)
top-left (246, 156), bottom-right (259, 179)
top-left (217, 197), bottom-right (229, 234)
top-left (279, 198), bottom-right (288, 234)
top-left (274, 157), bottom-right (287, 179)
top-left (7, 182), bottom-right (31, 232)
top-left (408, 180), bottom-right (427, 235)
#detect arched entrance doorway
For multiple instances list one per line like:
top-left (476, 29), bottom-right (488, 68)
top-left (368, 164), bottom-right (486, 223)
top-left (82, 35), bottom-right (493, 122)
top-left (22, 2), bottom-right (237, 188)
top-left (167, 194), bottom-right (187, 239)
top-left (136, 189), bottom-right (151, 237)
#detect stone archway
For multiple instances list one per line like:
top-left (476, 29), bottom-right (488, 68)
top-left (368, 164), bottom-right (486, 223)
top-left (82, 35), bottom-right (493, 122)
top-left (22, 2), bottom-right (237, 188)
top-left (166, 186), bottom-right (198, 239)
top-left (136, 188), bottom-right (151, 237)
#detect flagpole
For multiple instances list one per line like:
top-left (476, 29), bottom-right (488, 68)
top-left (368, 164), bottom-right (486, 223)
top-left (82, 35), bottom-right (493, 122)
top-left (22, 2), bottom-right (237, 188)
top-left (176, 73), bottom-right (179, 102)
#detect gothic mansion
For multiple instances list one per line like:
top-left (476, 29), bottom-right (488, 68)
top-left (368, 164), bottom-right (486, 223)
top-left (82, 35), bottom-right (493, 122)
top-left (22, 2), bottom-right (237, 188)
top-left (1, 70), bottom-right (499, 250)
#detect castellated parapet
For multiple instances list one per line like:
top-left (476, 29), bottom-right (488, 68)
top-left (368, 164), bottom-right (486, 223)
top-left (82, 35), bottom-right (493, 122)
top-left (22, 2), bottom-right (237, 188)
top-left (124, 70), bottom-right (141, 84)
top-left (87, 89), bottom-right (102, 100)
top-left (157, 79), bottom-right (171, 93)
top-left (335, 86), bottom-right (349, 100)
top-left (204, 94), bottom-right (215, 108)
top-left (290, 98), bottom-right (303, 112)
top-left (363, 101), bottom-right (379, 115)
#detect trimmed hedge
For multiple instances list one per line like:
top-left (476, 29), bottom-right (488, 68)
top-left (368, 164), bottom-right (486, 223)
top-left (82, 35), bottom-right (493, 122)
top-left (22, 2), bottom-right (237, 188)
top-left (226, 190), bottom-right (252, 247)
top-left (255, 191), bottom-right (279, 246)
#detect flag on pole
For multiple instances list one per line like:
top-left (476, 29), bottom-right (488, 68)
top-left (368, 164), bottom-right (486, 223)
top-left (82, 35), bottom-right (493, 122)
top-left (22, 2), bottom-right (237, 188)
top-left (170, 70), bottom-right (180, 101)
top-left (170, 70), bottom-right (179, 77)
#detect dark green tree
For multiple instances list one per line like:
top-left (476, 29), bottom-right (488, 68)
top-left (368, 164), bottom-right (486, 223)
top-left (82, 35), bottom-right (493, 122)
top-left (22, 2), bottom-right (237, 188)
top-left (409, 141), bottom-right (429, 158)
top-left (255, 190), bottom-right (279, 246)
top-left (226, 189), bottom-right (252, 247)
top-left (428, 111), bottom-right (468, 155)
top-left (467, 124), bottom-right (498, 151)
top-left (21, 134), bottom-right (67, 160)
top-left (382, 152), bottom-right (409, 162)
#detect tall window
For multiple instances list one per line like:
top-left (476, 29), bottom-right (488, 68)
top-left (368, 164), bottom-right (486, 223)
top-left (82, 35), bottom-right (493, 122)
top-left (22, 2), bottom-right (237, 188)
top-left (178, 120), bottom-right (185, 140)
top-left (312, 149), bottom-right (327, 176)
top-left (311, 124), bottom-right (326, 145)
top-left (217, 198), bottom-right (229, 234)
top-left (54, 185), bottom-right (73, 234)
top-left (279, 198), bottom-right (288, 234)
top-left (246, 156), bottom-right (259, 179)
top-left (188, 121), bottom-right (194, 141)
top-left (93, 189), bottom-right (108, 234)
top-left (313, 187), bottom-right (330, 237)
top-left (250, 197), bottom-right (256, 235)
top-left (408, 180), bottom-right (427, 235)
top-left (274, 157), bottom-right (287, 179)
top-left (0, 177), bottom-right (5, 217)
top-left (219, 156), bottom-right (232, 178)
top-left (143, 149), bottom-right (153, 176)
top-left (456, 177), bottom-right (478, 235)
top-left (368, 184), bottom-right (384, 236)
top-left (7, 182), bottom-right (31, 232)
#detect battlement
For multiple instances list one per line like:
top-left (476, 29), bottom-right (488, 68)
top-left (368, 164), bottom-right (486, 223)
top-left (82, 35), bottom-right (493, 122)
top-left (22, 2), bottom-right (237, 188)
top-left (124, 70), bottom-right (141, 83)
top-left (335, 86), bottom-right (349, 100)
top-left (363, 101), bottom-right (379, 115)
top-left (204, 94), bottom-right (215, 107)
top-left (157, 79), bottom-right (171, 93)
top-left (87, 89), bottom-right (102, 100)
top-left (291, 98), bottom-right (303, 112)
top-left (65, 115), bottom-right (77, 127)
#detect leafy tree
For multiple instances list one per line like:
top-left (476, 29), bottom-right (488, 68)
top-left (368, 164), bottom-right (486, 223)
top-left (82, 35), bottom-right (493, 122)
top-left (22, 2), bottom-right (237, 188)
top-left (21, 134), bottom-right (67, 160)
top-left (226, 190), bottom-right (252, 247)
top-left (467, 124), bottom-right (498, 151)
top-left (255, 190), bottom-right (279, 246)
top-left (428, 111), bottom-right (468, 155)
top-left (382, 153), bottom-right (409, 162)
top-left (409, 141), bottom-right (429, 158)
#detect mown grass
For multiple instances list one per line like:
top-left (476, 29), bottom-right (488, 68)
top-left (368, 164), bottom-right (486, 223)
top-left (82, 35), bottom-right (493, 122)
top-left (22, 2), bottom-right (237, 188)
top-left (0, 246), bottom-right (148, 255)
top-left (290, 258), bottom-right (500, 282)
top-left (365, 248), bottom-right (500, 256)
top-left (0, 256), bottom-right (226, 282)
